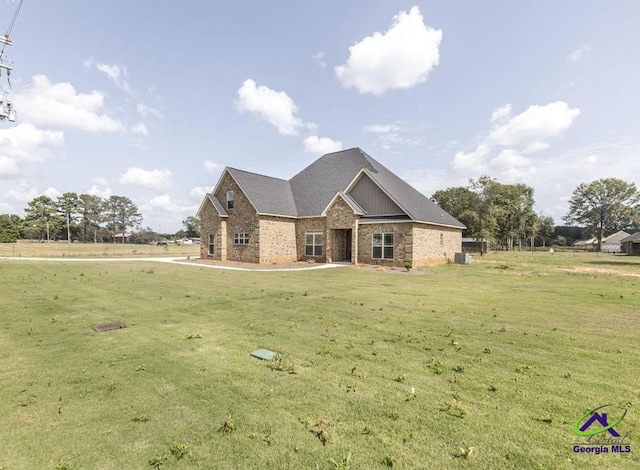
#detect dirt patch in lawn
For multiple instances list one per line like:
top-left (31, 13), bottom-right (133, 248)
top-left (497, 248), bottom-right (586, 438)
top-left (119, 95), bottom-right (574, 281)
top-left (554, 266), bottom-right (640, 278)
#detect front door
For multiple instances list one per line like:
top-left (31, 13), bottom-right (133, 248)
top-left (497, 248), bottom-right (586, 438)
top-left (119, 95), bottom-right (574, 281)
top-left (345, 229), bottom-right (352, 262)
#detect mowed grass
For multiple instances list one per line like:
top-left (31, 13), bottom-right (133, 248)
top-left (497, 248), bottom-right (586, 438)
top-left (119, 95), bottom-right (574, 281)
top-left (0, 252), bottom-right (638, 469)
top-left (0, 240), bottom-right (199, 258)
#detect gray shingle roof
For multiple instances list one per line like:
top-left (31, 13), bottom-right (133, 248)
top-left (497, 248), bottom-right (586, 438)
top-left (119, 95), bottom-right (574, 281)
top-left (213, 148), bottom-right (464, 228)
top-left (227, 168), bottom-right (297, 217)
top-left (207, 194), bottom-right (227, 216)
top-left (621, 232), bottom-right (640, 243)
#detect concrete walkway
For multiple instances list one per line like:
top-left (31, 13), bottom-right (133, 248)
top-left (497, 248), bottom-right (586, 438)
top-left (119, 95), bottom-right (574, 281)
top-left (0, 256), bottom-right (347, 272)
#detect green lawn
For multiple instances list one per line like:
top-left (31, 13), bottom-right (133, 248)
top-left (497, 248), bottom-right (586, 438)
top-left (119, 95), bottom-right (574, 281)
top-left (0, 240), bottom-right (199, 258)
top-left (0, 252), bottom-right (638, 469)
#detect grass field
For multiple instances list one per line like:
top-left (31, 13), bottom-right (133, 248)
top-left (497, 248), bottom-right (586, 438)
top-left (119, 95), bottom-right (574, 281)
top-left (0, 240), bottom-right (199, 258)
top-left (0, 251), bottom-right (638, 469)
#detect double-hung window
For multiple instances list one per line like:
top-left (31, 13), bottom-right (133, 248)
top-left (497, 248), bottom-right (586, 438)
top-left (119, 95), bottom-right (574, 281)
top-left (305, 231), bottom-right (323, 256)
top-left (226, 190), bottom-right (234, 210)
top-left (208, 233), bottom-right (215, 255)
top-left (234, 232), bottom-right (249, 245)
top-left (372, 232), bottom-right (394, 260)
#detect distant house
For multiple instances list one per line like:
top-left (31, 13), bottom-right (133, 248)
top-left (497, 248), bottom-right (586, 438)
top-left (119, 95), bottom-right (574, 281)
top-left (621, 232), bottom-right (640, 256)
top-left (572, 237), bottom-right (597, 249)
top-left (112, 232), bottom-right (132, 243)
top-left (462, 237), bottom-right (489, 254)
top-left (572, 231), bottom-right (629, 252)
top-left (601, 231), bottom-right (629, 253)
top-left (197, 148), bottom-right (465, 267)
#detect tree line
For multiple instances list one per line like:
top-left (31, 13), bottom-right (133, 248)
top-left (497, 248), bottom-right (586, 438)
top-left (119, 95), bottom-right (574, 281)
top-left (433, 177), bottom-right (640, 252)
top-left (0, 193), bottom-right (143, 243)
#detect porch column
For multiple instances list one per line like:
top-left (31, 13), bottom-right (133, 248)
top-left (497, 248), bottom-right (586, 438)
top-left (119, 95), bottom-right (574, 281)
top-left (220, 220), bottom-right (227, 261)
top-left (352, 222), bottom-right (358, 265)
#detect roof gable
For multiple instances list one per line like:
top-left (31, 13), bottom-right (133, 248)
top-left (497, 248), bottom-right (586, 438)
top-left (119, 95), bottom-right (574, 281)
top-left (197, 193), bottom-right (227, 218)
top-left (226, 168), bottom-right (297, 217)
top-left (602, 230), bottom-right (630, 244)
top-left (621, 232), bottom-right (640, 243)
top-left (347, 170), bottom-right (406, 216)
top-left (321, 191), bottom-right (365, 216)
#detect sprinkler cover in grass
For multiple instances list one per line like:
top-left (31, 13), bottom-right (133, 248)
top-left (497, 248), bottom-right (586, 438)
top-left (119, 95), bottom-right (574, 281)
top-left (92, 321), bottom-right (126, 332)
top-left (250, 349), bottom-right (278, 361)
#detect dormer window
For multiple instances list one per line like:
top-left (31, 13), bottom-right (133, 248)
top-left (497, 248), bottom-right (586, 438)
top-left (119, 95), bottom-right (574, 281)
top-left (226, 190), bottom-right (234, 209)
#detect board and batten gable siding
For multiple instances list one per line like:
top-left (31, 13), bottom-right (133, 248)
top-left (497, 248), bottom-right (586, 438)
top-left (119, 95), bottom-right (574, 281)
top-left (214, 172), bottom-right (261, 263)
top-left (348, 174), bottom-right (405, 216)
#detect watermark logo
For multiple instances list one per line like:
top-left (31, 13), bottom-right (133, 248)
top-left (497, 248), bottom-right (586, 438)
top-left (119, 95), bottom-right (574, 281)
top-left (573, 404), bottom-right (632, 455)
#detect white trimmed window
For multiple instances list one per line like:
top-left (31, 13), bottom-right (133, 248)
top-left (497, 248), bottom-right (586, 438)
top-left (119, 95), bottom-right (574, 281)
top-left (226, 190), bottom-right (234, 209)
top-left (234, 232), bottom-right (249, 245)
top-left (305, 231), bottom-right (324, 256)
top-left (372, 232), bottom-right (394, 260)
top-left (208, 233), bottom-right (215, 255)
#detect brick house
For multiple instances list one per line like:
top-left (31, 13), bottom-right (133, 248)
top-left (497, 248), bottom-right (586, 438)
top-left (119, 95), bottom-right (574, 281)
top-left (197, 148), bottom-right (464, 267)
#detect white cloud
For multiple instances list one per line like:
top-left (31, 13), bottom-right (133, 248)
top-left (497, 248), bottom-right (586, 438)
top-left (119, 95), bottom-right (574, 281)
top-left (364, 124), bottom-right (400, 133)
top-left (489, 101), bottom-right (580, 148)
top-left (0, 202), bottom-right (13, 213)
top-left (204, 160), bottom-right (221, 173)
top-left (15, 75), bottom-right (125, 133)
top-left (190, 186), bottom-right (214, 200)
top-left (489, 149), bottom-right (535, 181)
top-left (84, 58), bottom-right (133, 94)
top-left (142, 194), bottom-right (181, 212)
top-left (137, 104), bottom-right (163, 119)
top-left (86, 177), bottom-right (112, 198)
top-left (568, 44), bottom-right (590, 63)
top-left (363, 122), bottom-right (423, 151)
top-left (451, 144), bottom-right (489, 172)
top-left (0, 123), bottom-right (64, 177)
top-left (490, 104), bottom-right (512, 123)
top-left (312, 52), bottom-right (327, 68)
top-left (43, 187), bottom-right (61, 199)
top-left (120, 167), bottom-right (173, 190)
top-left (523, 142), bottom-right (550, 154)
top-left (8, 180), bottom-right (39, 203)
top-left (236, 79), bottom-right (312, 136)
top-left (451, 102), bottom-right (580, 182)
top-left (130, 122), bottom-right (148, 136)
top-left (0, 156), bottom-right (19, 178)
top-left (335, 6), bottom-right (442, 96)
top-left (139, 195), bottom-right (199, 230)
top-left (303, 136), bottom-right (344, 156)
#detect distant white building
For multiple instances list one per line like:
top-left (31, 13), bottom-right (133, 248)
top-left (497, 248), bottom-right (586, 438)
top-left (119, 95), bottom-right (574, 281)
top-left (572, 230), bottom-right (629, 253)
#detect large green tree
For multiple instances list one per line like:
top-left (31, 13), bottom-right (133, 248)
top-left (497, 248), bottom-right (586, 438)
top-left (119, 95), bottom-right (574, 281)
top-left (564, 178), bottom-right (640, 251)
top-left (78, 194), bottom-right (105, 242)
top-left (24, 195), bottom-right (59, 241)
top-left (432, 179), bottom-right (498, 247)
top-left (0, 214), bottom-right (21, 243)
top-left (491, 182), bottom-right (536, 250)
top-left (56, 192), bottom-right (81, 242)
top-left (433, 176), bottom-right (537, 253)
top-left (104, 196), bottom-right (142, 242)
top-left (536, 216), bottom-right (555, 247)
top-left (182, 216), bottom-right (201, 238)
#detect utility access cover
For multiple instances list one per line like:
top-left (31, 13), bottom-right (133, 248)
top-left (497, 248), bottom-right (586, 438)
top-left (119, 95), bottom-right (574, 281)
top-left (250, 349), bottom-right (278, 361)
top-left (92, 321), bottom-right (126, 332)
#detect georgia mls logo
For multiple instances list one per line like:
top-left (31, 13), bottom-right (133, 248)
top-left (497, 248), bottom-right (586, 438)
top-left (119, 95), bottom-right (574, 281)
top-left (573, 404), bottom-right (632, 455)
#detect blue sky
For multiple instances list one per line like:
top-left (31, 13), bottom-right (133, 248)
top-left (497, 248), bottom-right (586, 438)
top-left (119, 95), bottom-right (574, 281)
top-left (1, 1), bottom-right (639, 232)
